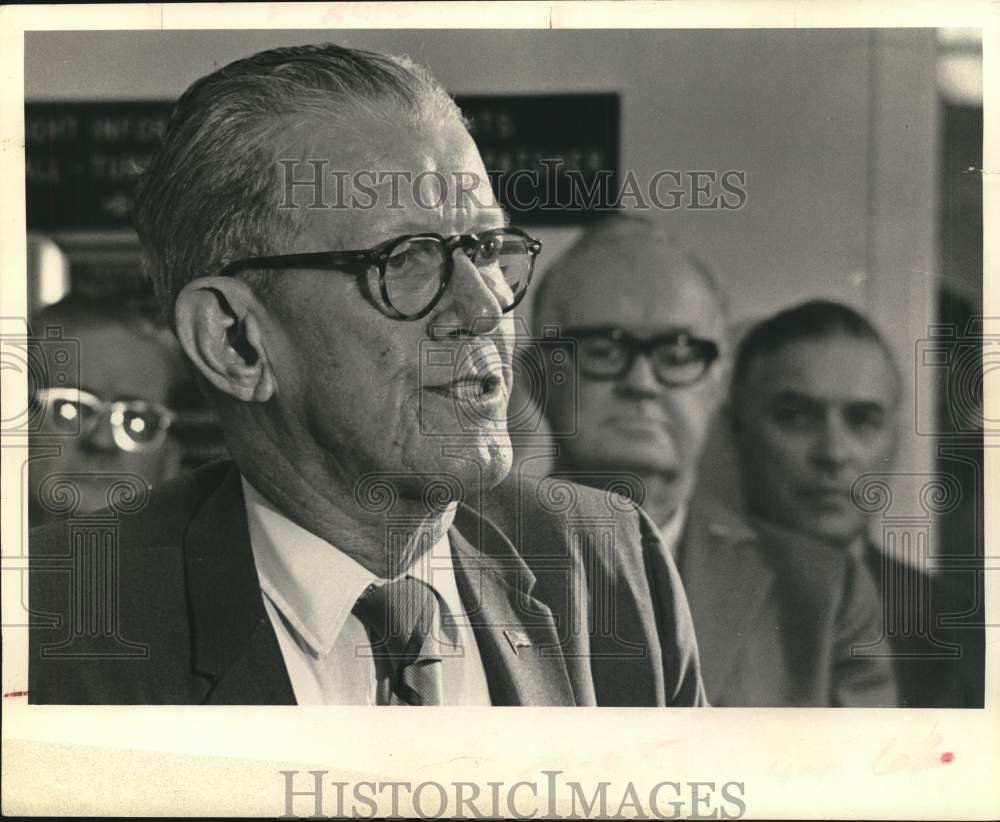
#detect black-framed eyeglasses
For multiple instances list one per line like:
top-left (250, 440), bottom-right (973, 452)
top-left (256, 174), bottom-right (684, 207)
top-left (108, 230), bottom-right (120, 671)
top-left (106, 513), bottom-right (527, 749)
top-left (564, 326), bottom-right (721, 387)
top-left (217, 227), bottom-right (542, 321)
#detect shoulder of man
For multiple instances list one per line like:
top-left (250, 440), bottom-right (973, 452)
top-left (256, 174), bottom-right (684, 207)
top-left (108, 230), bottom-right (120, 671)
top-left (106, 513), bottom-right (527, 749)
top-left (681, 496), bottom-right (846, 598)
top-left (473, 469), bottom-right (707, 706)
top-left (745, 514), bottom-right (896, 706)
top-left (473, 469), bottom-right (647, 555)
top-left (30, 460), bottom-right (234, 559)
top-left (28, 461), bottom-right (236, 704)
top-left (743, 512), bottom-right (855, 587)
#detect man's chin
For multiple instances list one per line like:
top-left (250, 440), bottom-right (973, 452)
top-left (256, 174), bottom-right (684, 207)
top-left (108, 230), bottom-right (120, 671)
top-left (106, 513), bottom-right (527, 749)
top-left (405, 434), bottom-right (512, 499)
top-left (796, 514), bottom-right (866, 550)
top-left (454, 436), bottom-right (513, 493)
top-left (575, 446), bottom-right (679, 479)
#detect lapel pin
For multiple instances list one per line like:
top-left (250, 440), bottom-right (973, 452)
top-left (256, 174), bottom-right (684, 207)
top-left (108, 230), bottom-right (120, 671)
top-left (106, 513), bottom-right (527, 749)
top-left (504, 629), bottom-right (532, 654)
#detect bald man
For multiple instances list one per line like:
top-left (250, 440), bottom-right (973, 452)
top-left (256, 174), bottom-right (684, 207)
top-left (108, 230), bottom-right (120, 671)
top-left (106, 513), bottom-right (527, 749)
top-left (529, 214), bottom-right (896, 706)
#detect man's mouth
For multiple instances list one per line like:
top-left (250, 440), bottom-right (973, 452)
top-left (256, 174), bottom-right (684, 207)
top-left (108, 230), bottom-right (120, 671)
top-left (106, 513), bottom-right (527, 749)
top-left (606, 416), bottom-right (669, 434)
top-left (800, 487), bottom-right (853, 508)
top-left (424, 369), bottom-right (509, 418)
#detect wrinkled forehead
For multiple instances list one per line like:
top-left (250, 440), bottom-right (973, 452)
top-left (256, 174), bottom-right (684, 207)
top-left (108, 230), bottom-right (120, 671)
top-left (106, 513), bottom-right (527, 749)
top-left (745, 335), bottom-right (899, 405)
top-left (277, 114), bottom-right (501, 247)
top-left (550, 241), bottom-right (727, 337)
top-left (43, 323), bottom-right (177, 402)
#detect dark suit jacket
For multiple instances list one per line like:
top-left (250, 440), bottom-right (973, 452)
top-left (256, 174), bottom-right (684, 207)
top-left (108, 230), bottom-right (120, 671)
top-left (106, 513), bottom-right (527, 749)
top-left (29, 462), bottom-right (705, 706)
top-left (674, 499), bottom-right (897, 707)
top-left (862, 542), bottom-right (982, 708)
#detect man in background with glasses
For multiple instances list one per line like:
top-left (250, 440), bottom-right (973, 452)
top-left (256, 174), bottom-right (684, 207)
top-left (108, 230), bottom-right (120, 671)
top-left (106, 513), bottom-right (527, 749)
top-left (30, 44), bottom-right (704, 707)
top-left (530, 214), bottom-right (894, 706)
top-left (27, 292), bottom-right (199, 527)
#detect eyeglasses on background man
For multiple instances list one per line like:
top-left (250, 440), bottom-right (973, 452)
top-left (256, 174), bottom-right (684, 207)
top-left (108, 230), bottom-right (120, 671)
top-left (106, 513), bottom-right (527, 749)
top-left (32, 387), bottom-right (177, 453)
top-left (564, 326), bottom-right (721, 387)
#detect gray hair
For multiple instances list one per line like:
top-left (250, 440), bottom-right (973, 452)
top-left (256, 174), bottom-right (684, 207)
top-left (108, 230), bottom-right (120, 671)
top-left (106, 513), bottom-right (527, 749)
top-left (530, 212), bottom-right (730, 336)
top-left (732, 299), bottom-right (901, 403)
top-left (133, 43), bottom-right (464, 326)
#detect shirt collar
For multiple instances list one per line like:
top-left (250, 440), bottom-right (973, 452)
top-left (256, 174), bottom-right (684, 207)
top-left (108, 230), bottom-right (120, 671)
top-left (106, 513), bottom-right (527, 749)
top-left (748, 512), bottom-right (860, 556)
top-left (658, 504), bottom-right (689, 559)
top-left (242, 477), bottom-right (459, 657)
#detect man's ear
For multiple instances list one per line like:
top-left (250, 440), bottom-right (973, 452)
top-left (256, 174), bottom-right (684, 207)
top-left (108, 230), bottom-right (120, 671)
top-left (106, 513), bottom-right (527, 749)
top-left (174, 277), bottom-right (276, 403)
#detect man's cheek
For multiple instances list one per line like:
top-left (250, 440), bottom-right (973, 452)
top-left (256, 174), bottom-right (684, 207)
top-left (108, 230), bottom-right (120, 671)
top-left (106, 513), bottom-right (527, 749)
top-left (861, 434), bottom-right (895, 471)
top-left (763, 423), bottom-right (799, 456)
top-left (549, 386), bottom-right (581, 436)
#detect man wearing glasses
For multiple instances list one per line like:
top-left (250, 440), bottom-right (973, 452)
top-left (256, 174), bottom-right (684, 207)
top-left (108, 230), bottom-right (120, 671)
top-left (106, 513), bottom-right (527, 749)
top-left (530, 214), bottom-right (895, 706)
top-left (27, 293), bottom-right (198, 527)
top-left (29, 44), bottom-right (704, 706)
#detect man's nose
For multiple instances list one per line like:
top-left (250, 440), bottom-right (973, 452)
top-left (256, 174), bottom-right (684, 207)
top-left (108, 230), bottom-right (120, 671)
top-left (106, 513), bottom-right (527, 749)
top-left (615, 350), bottom-right (661, 399)
top-left (430, 250), bottom-right (505, 337)
top-left (810, 413), bottom-right (853, 471)
top-left (79, 413), bottom-right (119, 455)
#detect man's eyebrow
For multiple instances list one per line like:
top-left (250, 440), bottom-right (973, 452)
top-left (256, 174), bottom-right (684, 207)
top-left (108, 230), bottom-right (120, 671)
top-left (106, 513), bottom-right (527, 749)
top-left (562, 325), bottom-right (713, 342)
top-left (770, 390), bottom-right (889, 413)
top-left (384, 222), bottom-right (435, 234)
top-left (843, 399), bottom-right (888, 413)
top-left (771, 389), bottom-right (823, 407)
top-left (469, 207), bottom-right (510, 232)
top-left (389, 209), bottom-right (511, 236)
top-left (632, 325), bottom-right (708, 340)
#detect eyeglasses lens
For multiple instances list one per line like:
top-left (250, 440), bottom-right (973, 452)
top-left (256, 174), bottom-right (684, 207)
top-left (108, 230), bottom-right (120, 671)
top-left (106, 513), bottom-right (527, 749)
top-left (579, 336), bottom-right (629, 377)
top-left (383, 231), bottom-right (534, 316)
top-left (653, 341), bottom-right (709, 384)
top-left (577, 334), bottom-right (714, 385)
top-left (474, 232), bottom-right (531, 302)
top-left (46, 396), bottom-right (99, 434)
top-left (383, 237), bottom-right (447, 315)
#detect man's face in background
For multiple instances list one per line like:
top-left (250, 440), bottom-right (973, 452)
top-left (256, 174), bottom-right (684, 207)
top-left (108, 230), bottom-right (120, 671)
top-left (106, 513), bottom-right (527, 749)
top-left (541, 239), bottom-right (728, 519)
top-left (732, 333), bottom-right (899, 547)
top-left (28, 319), bottom-right (184, 525)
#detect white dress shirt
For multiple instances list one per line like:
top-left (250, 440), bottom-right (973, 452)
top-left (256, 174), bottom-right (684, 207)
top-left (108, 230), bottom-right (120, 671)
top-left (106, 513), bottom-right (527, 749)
top-left (242, 478), bottom-right (491, 705)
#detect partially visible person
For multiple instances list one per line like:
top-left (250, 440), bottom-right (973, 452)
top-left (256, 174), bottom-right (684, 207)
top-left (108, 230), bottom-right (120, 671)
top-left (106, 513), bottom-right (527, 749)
top-left (530, 214), bottom-right (895, 706)
top-left (28, 292), bottom-right (200, 527)
top-left (730, 299), bottom-right (973, 706)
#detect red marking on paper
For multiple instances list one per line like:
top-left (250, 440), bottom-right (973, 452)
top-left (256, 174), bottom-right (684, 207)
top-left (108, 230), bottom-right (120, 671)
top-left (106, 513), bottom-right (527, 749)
top-left (3, 690), bottom-right (30, 698)
top-left (940, 752), bottom-right (954, 764)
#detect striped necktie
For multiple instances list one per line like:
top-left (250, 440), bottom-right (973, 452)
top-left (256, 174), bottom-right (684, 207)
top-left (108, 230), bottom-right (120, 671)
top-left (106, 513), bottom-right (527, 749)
top-left (354, 576), bottom-right (444, 706)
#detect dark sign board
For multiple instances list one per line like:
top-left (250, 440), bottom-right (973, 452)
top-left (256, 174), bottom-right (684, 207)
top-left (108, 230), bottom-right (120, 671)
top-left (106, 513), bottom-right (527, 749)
top-left (460, 94), bottom-right (619, 224)
top-left (25, 95), bottom-right (619, 231)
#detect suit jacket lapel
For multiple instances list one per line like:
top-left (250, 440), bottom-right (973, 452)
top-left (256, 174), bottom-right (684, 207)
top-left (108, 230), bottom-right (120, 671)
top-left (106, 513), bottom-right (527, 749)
top-left (450, 504), bottom-right (578, 706)
top-left (678, 501), bottom-right (775, 695)
top-left (184, 465), bottom-right (295, 705)
top-left (182, 465), bottom-right (579, 705)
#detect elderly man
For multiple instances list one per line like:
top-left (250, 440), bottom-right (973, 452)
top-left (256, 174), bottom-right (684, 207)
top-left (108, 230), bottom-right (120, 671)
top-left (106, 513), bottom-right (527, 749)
top-left (531, 215), bottom-right (895, 706)
top-left (28, 44), bottom-right (703, 706)
top-left (730, 299), bottom-right (976, 706)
